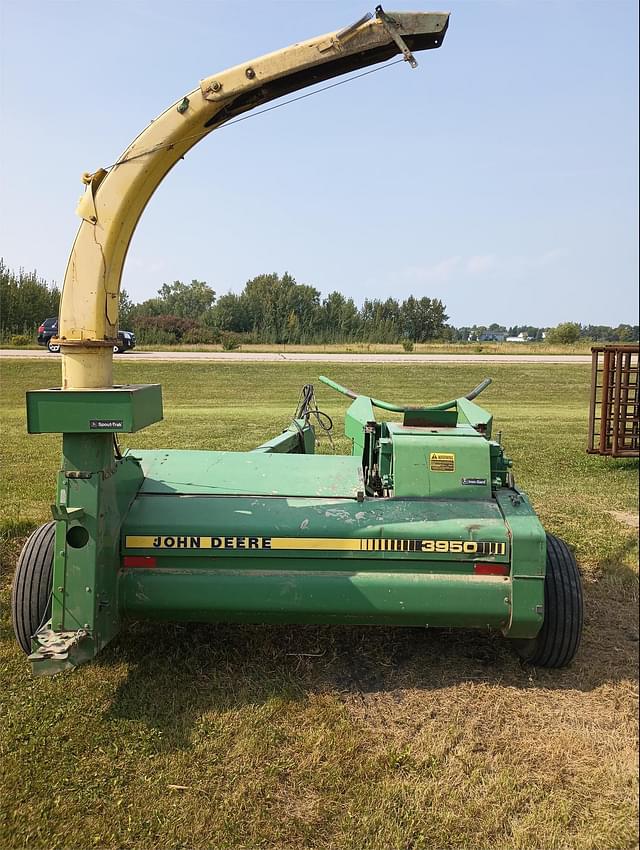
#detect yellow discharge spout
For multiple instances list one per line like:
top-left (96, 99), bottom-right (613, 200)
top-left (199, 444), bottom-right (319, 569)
top-left (57, 10), bottom-right (448, 388)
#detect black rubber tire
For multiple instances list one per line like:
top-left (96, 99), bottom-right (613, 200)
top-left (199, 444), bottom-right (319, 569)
top-left (515, 533), bottom-right (583, 668)
top-left (47, 341), bottom-right (60, 353)
top-left (11, 522), bottom-right (55, 654)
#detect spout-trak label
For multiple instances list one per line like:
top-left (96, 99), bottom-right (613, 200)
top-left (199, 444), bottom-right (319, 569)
top-left (124, 535), bottom-right (507, 557)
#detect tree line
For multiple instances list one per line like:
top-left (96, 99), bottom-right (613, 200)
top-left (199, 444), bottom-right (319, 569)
top-left (449, 321), bottom-right (639, 344)
top-left (0, 260), bottom-right (60, 339)
top-left (1, 260), bottom-right (637, 346)
top-left (120, 273), bottom-right (450, 345)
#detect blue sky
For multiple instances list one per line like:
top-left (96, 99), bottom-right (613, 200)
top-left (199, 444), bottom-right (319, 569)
top-left (0, 0), bottom-right (637, 327)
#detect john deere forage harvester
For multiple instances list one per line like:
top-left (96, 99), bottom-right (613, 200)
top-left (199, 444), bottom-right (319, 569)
top-left (12, 9), bottom-right (583, 675)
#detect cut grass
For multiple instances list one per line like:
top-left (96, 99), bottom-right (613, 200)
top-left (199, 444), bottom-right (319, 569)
top-left (0, 360), bottom-right (638, 850)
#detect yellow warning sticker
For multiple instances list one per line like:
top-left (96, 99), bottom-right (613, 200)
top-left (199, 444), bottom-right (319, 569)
top-left (429, 452), bottom-right (455, 472)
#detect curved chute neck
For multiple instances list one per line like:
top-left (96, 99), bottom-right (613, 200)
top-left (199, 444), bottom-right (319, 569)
top-left (57, 9), bottom-right (449, 388)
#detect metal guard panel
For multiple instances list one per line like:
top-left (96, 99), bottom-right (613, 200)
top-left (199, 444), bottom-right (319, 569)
top-left (120, 569), bottom-right (510, 629)
top-left (391, 432), bottom-right (492, 499)
top-left (132, 449), bottom-right (364, 498)
top-left (123, 495), bottom-right (510, 562)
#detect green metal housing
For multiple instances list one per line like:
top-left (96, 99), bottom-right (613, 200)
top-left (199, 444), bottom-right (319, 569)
top-left (26, 384), bottom-right (163, 433)
top-left (24, 377), bottom-right (546, 675)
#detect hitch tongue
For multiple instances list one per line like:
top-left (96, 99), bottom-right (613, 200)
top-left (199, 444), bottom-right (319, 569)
top-left (375, 6), bottom-right (418, 68)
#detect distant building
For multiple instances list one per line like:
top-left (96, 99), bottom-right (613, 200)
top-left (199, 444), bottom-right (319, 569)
top-left (477, 331), bottom-right (507, 342)
top-left (506, 332), bottom-right (530, 343)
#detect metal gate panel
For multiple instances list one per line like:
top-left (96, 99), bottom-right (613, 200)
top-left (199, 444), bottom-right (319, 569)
top-left (588, 345), bottom-right (639, 457)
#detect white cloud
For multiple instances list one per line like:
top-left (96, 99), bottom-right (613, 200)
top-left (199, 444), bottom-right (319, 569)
top-left (466, 254), bottom-right (497, 275)
top-left (405, 256), bottom-right (462, 283)
top-left (405, 250), bottom-right (563, 283)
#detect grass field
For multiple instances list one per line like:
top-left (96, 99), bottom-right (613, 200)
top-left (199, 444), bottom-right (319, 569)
top-left (1, 360), bottom-right (638, 850)
top-left (136, 341), bottom-right (595, 356)
top-left (2, 340), bottom-right (594, 355)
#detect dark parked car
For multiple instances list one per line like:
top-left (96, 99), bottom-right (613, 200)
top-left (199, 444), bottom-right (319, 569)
top-left (37, 318), bottom-right (136, 353)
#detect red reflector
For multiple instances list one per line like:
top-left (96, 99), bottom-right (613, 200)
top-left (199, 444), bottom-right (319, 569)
top-left (123, 556), bottom-right (157, 568)
top-left (474, 563), bottom-right (509, 576)
top-left (38, 325), bottom-right (45, 333)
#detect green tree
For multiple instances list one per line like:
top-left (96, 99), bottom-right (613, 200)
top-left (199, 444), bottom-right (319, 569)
top-left (546, 322), bottom-right (581, 344)
top-left (361, 298), bottom-right (401, 342)
top-left (614, 324), bottom-right (636, 342)
top-left (241, 272), bottom-right (320, 343)
top-left (401, 297), bottom-right (449, 341)
top-left (157, 279), bottom-right (216, 320)
top-left (0, 259), bottom-right (60, 336)
top-left (119, 289), bottom-right (135, 328)
top-left (321, 292), bottom-right (361, 341)
top-left (416, 297), bottom-right (448, 340)
top-left (212, 292), bottom-right (250, 332)
top-left (129, 296), bottom-right (165, 319)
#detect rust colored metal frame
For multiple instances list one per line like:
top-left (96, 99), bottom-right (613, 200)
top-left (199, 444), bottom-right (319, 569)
top-left (588, 344), bottom-right (640, 457)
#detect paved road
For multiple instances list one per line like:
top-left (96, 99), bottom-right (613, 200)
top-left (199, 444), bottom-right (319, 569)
top-left (0, 349), bottom-right (591, 364)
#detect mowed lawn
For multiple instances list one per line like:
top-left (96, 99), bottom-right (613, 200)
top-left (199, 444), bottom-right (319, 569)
top-left (1, 360), bottom-right (638, 850)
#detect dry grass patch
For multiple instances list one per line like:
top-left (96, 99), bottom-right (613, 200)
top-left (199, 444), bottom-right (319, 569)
top-left (610, 511), bottom-right (640, 530)
top-left (135, 340), bottom-right (594, 356)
